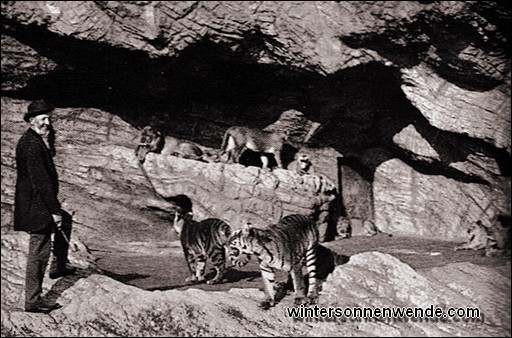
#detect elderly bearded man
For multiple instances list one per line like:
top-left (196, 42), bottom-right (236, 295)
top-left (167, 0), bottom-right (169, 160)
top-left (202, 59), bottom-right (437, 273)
top-left (14, 99), bottom-right (76, 314)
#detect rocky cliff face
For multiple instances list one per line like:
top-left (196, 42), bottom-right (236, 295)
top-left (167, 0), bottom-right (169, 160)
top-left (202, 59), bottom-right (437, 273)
top-left (2, 1), bottom-right (509, 240)
top-left (1, 1), bottom-right (510, 336)
top-left (1, 98), bottom-right (335, 245)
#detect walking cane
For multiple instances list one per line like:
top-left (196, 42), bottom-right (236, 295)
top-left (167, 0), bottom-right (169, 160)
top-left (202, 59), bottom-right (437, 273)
top-left (55, 210), bottom-right (75, 246)
top-left (55, 221), bottom-right (71, 245)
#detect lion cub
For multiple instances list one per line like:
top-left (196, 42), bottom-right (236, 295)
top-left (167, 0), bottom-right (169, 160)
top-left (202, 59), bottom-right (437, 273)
top-left (287, 153), bottom-right (315, 175)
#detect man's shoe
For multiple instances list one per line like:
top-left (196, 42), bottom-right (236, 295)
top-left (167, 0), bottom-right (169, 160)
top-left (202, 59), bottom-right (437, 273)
top-left (49, 267), bottom-right (77, 279)
top-left (25, 302), bottom-right (62, 314)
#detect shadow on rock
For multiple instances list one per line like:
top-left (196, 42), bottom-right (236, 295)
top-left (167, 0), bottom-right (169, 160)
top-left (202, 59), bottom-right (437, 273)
top-left (317, 244), bottom-right (350, 280)
top-left (102, 271), bottom-right (151, 284)
top-left (145, 269), bottom-right (262, 292)
top-left (222, 269), bottom-right (262, 283)
top-left (43, 268), bottom-right (98, 305)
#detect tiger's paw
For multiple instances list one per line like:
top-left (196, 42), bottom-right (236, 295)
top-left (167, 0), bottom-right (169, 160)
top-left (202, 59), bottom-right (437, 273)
top-left (259, 300), bottom-right (275, 310)
top-left (306, 296), bottom-right (318, 306)
top-left (185, 276), bottom-right (203, 285)
top-left (206, 278), bottom-right (222, 285)
top-left (293, 297), bottom-right (307, 306)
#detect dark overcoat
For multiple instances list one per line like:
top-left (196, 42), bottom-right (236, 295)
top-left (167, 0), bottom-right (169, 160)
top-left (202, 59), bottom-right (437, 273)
top-left (14, 128), bottom-right (61, 232)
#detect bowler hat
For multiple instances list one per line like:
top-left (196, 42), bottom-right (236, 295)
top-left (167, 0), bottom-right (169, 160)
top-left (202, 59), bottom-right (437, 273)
top-left (24, 100), bottom-right (54, 122)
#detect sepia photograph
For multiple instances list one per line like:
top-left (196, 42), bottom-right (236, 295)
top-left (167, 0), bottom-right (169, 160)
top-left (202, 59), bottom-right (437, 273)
top-left (1, 1), bottom-right (510, 336)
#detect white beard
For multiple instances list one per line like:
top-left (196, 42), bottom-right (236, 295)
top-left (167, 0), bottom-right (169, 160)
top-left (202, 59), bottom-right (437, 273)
top-left (32, 125), bottom-right (51, 149)
top-left (33, 125), bottom-right (50, 137)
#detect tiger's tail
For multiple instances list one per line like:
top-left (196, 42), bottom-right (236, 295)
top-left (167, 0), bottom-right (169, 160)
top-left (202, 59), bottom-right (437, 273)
top-left (304, 243), bottom-right (318, 299)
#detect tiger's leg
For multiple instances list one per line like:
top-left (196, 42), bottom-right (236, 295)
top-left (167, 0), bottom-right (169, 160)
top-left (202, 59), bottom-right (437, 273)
top-left (305, 245), bottom-right (318, 304)
top-left (194, 254), bottom-right (207, 283)
top-left (184, 250), bottom-right (199, 284)
top-left (290, 264), bottom-right (306, 305)
top-left (259, 262), bottom-right (276, 310)
top-left (454, 234), bottom-right (488, 251)
top-left (185, 252), bottom-right (206, 284)
top-left (207, 247), bottom-right (226, 285)
top-left (455, 240), bottom-right (487, 251)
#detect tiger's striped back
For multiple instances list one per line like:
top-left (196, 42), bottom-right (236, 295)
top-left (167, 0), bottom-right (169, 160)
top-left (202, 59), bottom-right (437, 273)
top-left (228, 214), bottom-right (319, 309)
top-left (175, 213), bottom-right (232, 285)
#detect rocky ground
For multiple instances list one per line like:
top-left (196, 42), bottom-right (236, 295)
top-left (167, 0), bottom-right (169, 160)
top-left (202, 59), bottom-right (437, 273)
top-left (95, 233), bottom-right (511, 292)
top-left (2, 230), bottom-right (510, 337)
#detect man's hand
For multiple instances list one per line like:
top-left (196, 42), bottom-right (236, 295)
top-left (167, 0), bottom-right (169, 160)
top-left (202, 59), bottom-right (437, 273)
top-left (52, 214), bottom-right (62, 229)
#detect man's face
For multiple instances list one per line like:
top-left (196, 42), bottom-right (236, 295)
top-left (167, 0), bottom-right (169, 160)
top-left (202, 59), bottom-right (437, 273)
top-left (30, 114), bottom-right (51, 136)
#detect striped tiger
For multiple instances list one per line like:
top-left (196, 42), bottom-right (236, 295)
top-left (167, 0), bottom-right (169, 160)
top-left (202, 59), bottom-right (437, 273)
top-left (228, 214), bottom-right (319, 309)
top-left (173, 210), bottom-right (233, 285)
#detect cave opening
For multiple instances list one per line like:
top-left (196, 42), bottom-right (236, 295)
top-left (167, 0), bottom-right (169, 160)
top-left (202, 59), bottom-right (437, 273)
top-left (2, 18), bottom-right (413, 149)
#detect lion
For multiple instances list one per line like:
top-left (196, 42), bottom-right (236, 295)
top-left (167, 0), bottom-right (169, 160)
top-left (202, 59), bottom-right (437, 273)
top-left (135, 125), bottom-right (214, 163)
top-left (220, 126), bottom-right (288, 169)
top-left (287, 152), bottom-right (315, 175)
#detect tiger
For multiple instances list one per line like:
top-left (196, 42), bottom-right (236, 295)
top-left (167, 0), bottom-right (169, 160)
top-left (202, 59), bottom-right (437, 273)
top-left (227, 214), bottom-right (319, 310)
top-left (220, 126), bottom-right (288, 169)
top-left (455, 218), bottom-right (511, 256)
top-left (454, 220), bottom-right (489, 252)
top-left (485, 215), bottom-right (511, 257)
top-left (169, 195), bottom-right (242, 285)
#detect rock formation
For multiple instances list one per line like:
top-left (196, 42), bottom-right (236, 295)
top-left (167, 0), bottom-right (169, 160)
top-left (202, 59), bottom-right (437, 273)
top-left (1, 98), bottom-right (335, 242)
top-left (2, 245), bottom-right (510, 336)
top-left (1, 1), bottom-right (510, 336)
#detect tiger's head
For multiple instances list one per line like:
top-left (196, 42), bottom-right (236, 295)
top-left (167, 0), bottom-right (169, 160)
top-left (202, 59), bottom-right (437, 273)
top-left (135, 125), bottom-right (165, 163)
top-left (227, 223), bottom-right (258, 268)
top-left (172, 210), bottom-right (193, 236)
top-left (164, 194), bottom-right (194, 236)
